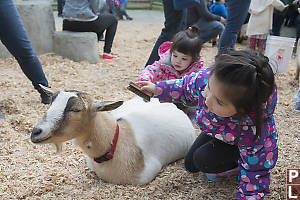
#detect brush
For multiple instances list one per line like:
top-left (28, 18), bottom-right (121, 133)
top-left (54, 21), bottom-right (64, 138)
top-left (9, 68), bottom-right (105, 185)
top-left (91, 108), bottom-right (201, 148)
top-left (127, 81), bottom-right (152, 102)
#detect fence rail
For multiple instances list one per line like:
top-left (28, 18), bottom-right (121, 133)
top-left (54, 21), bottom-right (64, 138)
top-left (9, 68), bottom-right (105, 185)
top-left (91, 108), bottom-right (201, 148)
top-left (127, 0), bottom-right (153, 9)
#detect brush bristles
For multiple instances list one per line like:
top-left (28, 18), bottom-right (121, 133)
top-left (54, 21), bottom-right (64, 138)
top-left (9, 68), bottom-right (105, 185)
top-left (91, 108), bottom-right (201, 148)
top-left (127, 82), bottom-right (152, 102)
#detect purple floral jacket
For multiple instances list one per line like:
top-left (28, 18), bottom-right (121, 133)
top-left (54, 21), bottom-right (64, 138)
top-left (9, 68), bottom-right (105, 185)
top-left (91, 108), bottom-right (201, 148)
top-left (137, 41), bottom-right (204, 82)
top-left (156, 67), bottom-right (278, 200)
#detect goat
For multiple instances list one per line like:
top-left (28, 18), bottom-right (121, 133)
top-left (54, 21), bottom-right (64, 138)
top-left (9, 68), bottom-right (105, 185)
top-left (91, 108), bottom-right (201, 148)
top-left (30, 87), bottom-right (195, 185)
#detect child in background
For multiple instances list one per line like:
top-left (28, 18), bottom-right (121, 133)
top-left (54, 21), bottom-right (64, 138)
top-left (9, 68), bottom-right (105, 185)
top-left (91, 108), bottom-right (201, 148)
top-left (138, 50), bottom-right (278, 199)
top-left (119, 0), bottom-right (133, 20)
top-left (138, 26), bottom-right (203, 115)
top-left (138, 26), bottom-right (203, 83)
top-left (246, 0), bottom-right (288, 53)
top-left (209, 0), bottom-right (227, 46)
top-left (209, 0), bottom-right (227, 19)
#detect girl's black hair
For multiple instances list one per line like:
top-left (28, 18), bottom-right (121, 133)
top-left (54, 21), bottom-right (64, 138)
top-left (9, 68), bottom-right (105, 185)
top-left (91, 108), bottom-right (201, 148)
top-left (170, 26), bottom-right (202, 62)
top-left (212, 50), bottom-right (275, 142)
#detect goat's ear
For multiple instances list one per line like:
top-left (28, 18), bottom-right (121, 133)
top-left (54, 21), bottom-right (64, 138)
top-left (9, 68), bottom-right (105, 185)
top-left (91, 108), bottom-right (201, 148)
top-left (92, 100), bottom-right (124, 112)
top-left (39, 84), bottom-right (54, 97)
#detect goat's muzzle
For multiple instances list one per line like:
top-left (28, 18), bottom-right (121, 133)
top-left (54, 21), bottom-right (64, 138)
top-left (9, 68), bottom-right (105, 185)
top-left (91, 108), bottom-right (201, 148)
top-left (31, 127), bottom-right (51, 143)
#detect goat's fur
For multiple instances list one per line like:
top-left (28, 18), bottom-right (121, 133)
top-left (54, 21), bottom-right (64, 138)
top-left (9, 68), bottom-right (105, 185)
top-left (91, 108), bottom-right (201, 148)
top-left (31, 88), bottom-right (195, 185)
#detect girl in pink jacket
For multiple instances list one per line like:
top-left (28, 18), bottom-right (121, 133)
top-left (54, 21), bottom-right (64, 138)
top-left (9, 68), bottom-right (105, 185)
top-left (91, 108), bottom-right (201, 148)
top-left (138, 26), bottom-right (204, 82)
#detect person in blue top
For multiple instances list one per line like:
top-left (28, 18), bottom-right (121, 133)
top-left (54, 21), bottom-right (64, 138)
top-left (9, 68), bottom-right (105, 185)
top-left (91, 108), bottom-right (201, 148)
top-left (210, 0), bottom-right (227, 19)
top-left (209, 0), bottom-right (227, 46)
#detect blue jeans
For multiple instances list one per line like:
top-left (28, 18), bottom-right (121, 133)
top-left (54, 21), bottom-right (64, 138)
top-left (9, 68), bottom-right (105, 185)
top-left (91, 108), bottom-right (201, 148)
top-left (295, 80), bottom-right (300, 103)
top-left (145, 0), bottom-right (186, 66)
top-left (119, 2), bottom-right (130, 19)
top-left (218, 0), bottom-right (251, 55)
top-left (0, 0), bottom-right (49, 93)
top-left (196, 18), bottom-right (224, 44)
top-left (106, 0), bottom-right (118, 18)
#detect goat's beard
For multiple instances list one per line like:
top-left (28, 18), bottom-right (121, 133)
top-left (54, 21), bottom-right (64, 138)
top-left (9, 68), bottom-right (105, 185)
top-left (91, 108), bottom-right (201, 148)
top-left (54, 143), bottom-right (63, 154)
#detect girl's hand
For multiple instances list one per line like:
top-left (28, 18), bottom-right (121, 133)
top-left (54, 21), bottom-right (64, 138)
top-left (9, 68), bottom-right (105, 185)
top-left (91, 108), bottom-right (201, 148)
top-left (136, 81), bottom-right (157, 96)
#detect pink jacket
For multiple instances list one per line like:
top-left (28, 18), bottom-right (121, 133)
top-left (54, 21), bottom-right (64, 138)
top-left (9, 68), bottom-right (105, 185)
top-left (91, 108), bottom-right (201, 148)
top-left (138, 42), bottom-right (204, 82)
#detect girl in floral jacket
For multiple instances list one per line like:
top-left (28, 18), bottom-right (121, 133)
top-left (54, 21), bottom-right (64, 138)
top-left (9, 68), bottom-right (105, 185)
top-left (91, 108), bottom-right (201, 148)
top-left (137, 26), bottom-right (204, 82)
top-left (137, 50), bottom-right (278, 200)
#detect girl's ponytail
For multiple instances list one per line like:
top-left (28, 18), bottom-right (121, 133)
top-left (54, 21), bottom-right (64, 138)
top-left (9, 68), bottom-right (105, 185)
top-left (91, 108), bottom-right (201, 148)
top-left (187, 25), bottom-right (200, 34)
top-left (170, 26), bottom-right (202, 62)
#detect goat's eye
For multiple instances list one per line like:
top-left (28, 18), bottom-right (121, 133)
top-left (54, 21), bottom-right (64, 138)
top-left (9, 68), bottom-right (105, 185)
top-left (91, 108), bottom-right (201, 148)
top-left (69, 109), bottom-right (81, 112)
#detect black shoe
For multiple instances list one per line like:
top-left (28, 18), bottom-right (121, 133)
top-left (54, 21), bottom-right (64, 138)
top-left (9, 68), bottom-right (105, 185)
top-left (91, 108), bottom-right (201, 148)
top-left (127, 16), bottom-right (133, 20)
top-left (40, 92), bottom-right (52, 105)
top-left (58, 13), bottom-right (63, 18)
top-left (212, 41), bottom-right (217, 47)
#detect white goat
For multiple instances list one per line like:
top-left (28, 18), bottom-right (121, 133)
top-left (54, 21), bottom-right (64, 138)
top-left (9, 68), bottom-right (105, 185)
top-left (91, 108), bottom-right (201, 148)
top-left (31, 87), bottom-right (195, 185)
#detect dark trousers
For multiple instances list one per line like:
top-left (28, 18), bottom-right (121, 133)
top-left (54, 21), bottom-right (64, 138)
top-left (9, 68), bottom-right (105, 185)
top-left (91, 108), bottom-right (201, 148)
top-left (57, 0), bottom-right (65, 16)
top-left (184, 133), bottom-right (240, 173)
top-left (145, 0), bottom-right (186, 66)
top-left (63, 14), bottom-right (118, 54)
top-left (272, 13), bottom-right (285, 36)
top-left (295, 15), bottom-right (300, 44)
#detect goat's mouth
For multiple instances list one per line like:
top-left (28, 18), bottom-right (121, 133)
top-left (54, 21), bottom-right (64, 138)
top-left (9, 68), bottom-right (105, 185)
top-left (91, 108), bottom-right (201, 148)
top-left (31, 135), bottom-right (52, 143)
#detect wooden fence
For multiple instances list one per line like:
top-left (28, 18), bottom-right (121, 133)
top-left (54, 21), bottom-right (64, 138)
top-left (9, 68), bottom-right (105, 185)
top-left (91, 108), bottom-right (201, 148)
top-left (127, 0), bottom-right (153, 9)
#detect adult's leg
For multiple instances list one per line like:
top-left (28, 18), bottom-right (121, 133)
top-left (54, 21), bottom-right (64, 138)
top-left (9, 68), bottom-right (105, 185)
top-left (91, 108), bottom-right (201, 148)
top-left (63, 14), bottom-right (118, 54)
top-left (294, 15), bottom-right (300, 50)
top-left (217, 0), bottom-right (251, 55)
top-left (96, 14), bottom-right (118, 53)
top-left (272, 13), bottom-right (284, 36)
top-left (57, 0), bottom-right (65, 16)
top-left (145, 0), bottom-right (184, 66)
top-left (196, 19), bottom-right (224, 44)
top-left (0, 0), bottom-right (49, 93)
top-left (184, 133), bottom-right (240, 173)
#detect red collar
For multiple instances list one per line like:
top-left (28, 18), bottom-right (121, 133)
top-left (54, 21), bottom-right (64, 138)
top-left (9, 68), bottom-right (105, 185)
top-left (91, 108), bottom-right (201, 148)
top-left (94, 123), bottom-right (119, 163)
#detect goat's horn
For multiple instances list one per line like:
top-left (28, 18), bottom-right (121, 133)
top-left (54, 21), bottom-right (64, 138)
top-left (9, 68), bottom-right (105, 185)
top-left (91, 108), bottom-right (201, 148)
top-left (39, 84), bottom-right (54, 96)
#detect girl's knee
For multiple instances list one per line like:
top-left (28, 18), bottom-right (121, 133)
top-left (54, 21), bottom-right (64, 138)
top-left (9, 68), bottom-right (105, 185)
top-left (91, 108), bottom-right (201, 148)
top-left (184, 148), bottom-right (210, 173)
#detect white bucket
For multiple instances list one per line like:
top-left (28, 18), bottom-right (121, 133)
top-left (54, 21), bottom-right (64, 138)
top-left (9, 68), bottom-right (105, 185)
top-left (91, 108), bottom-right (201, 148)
top-left (264, 36), bottom-right (295, 73)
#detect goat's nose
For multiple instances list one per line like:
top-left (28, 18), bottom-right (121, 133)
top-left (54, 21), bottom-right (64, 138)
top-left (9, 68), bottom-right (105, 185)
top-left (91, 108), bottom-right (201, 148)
top-left (32, 127), bottom-right (42, 136)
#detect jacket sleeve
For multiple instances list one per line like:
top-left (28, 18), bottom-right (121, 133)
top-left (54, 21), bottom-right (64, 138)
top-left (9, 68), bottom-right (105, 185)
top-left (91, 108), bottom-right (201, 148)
top-left (236, 124), bottom-right (278, 200)
top-left (137, 62), bottom-right (162, 82)
top-left (155, 67), bottom-right (211, 104)
top-left (195, 0), bottom-right (221, 21)
top-left (272, 0), bottom-right (286, 11)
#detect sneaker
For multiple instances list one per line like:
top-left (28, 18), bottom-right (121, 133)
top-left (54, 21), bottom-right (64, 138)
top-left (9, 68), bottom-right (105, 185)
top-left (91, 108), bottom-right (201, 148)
top-left (40, 92), bottom-right (52, 105)
top-left (295, 102), bottom-right (300, 113)
top-left (205, 167), bottom-right (240, 182)
top-left (102, 54), bottom-right (116, 59)
top-left (127, 16), bottom-right (133, 20)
